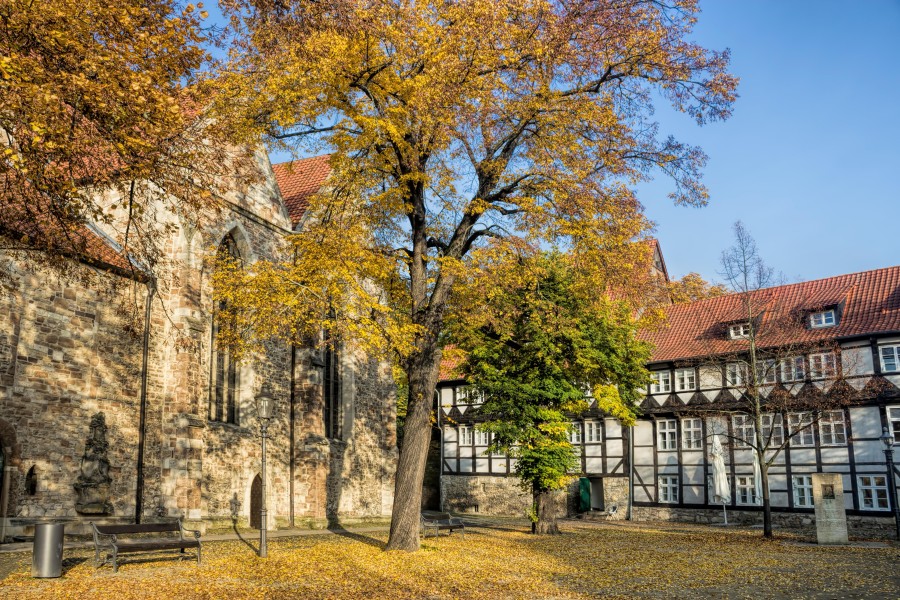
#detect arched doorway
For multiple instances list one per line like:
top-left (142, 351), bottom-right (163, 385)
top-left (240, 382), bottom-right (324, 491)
top-left (249, 474), bottom-right (262, 529)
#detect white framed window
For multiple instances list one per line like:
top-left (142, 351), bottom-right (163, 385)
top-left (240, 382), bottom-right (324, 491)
top-left (779, 356), bottom-right (805, 383)
top-left (675, 368), bottom-right (696, 391)
top-left (757, 359), bottom-right (777, 384)
top-left (788, 412), bottom-right (815, 447)
top-left (810, 310), bottom-right (836, 328)
top-left (726, 362), bottom-right (749, 387)
top-left (736, 475), bottom-right (758, 505)
top-left (880, 345), bottom-right (900, 373)
top-left (792, 475), bottom-right (814, 508)
top-left (650, 371), bottom-right (671, 394)
top-left (888, 406), bottom-right (900, 444)
top-left (682, 418), bottom-right (703, 450)
top-left (569, 423), bottom-right (582, 444)
top-left (858, 476), bottom-right (889, 510)
top-left (459, 425), bottom-right (473, 446)
top-left (657, 419), bottom-right (677, 450)
top-left (761, 413), bottom-right (784, 448)
top-left (732, 414), bottom-right (755, 447)
top-left (729, 323), bottom-right (751, 339)
top-left (474, 428), bottom-right (489, 446)
top-left (457, 386), bottom-right (484, 405)
top-left (659, 475), bottom-right (679, 503)
top-left (819, 411), bottom-right (847, 446)
top-left (584, 421), bottom-right (602, 443)
top-left (808, 352), bottom-right (836, 379)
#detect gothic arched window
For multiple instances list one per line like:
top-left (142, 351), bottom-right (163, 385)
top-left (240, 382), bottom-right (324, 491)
top-left (323, 334), bottom-right (342, 439)
top-left (210, 233), bottom-right (241, 424)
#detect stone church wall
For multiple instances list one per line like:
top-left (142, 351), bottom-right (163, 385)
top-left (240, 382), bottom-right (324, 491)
top-left (0, 156), bottom-right (398, 537)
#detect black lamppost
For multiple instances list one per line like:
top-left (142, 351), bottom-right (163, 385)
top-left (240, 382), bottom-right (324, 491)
top-left (256, 385), bottom-right (276, 558)
top-left (881, 427), bottom-right (900, 541)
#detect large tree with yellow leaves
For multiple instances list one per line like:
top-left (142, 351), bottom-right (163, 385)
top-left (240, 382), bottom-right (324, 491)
top-left (214, 0), bottom-right (737, 551)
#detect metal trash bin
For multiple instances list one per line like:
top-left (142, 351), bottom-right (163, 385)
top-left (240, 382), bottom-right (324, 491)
top-left (32, 522), bottom-right (65, 578)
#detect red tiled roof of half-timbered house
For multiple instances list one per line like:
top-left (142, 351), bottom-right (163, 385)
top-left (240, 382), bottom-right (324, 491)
top-left (642, 265), bottom-right (900, 364)
top-left (271, 155), bottom-right (332, 228)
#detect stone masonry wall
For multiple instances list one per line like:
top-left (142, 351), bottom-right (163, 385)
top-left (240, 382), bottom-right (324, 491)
top-left (442, 475), bottom-right (532, 516)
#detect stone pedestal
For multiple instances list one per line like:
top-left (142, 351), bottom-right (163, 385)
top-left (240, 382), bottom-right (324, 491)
top-left (812, 473), bottom-right (848, 545)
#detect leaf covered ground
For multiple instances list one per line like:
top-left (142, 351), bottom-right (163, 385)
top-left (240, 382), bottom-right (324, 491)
top-left (0, 521), bottom-right (897, 599)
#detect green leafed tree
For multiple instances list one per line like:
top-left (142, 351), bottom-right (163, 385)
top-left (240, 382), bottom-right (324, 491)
top-left (451, 251), bottom-right (651, 534)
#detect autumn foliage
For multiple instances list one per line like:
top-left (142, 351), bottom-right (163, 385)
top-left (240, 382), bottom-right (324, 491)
top-left (0, 0), bottom-right (236, 273)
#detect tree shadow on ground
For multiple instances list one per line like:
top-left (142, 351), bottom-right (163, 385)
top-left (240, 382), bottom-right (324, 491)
top-left (232, 522), bottom-right (259, 555)
top-left (326, 526), bottom-right (384, 549)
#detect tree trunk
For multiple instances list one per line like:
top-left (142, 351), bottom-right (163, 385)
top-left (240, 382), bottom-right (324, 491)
top-left (533, 486), bottom-right (561, 535)
top-left (761, 458), bottom-right (773, 538)
top-left (385, 343), bottom-right (442, 551)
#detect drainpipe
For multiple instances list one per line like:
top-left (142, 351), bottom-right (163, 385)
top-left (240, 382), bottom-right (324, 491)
top-left (0, 453), bottom-right (11, 542)
top-left (289, 343), bottom-right (296, 528)
top-left (436, 390), bottom-right (443, 512)
top-left (135, 278), bottom-right (157, 524)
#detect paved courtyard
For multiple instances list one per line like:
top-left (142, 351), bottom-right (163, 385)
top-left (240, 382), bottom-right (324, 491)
top-left (0, 520), bottom-right (897, 599)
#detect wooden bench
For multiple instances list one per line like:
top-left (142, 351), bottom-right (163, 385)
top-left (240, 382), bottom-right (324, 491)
top-left (420, 512), bottom-right (465, 538)
top-left (90, 520), bottom-right (201, 572)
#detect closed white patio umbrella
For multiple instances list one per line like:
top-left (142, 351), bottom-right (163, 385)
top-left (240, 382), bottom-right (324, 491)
top-left (752, 449), bottom-right (763, 506)
top-left (711, 434), bottom-right (731, 524)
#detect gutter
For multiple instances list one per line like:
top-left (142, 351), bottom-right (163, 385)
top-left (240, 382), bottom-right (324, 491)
top-left (135, 278), bottom-right (157, 523)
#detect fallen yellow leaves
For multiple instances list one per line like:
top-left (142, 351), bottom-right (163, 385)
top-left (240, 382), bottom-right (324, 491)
top-left (0, 521), bottom-right (897, 599)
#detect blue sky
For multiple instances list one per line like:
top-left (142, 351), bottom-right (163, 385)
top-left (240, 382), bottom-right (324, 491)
top-left (637, 1), bottom-right (900, 284)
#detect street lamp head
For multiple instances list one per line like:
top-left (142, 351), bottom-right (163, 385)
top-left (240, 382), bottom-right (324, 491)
top-left (882, 427), bottom-right (895, 450)
top-left (256, 384), bottom-right (276, 421)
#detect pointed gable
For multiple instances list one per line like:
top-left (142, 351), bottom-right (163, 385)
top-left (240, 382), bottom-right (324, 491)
top-left (271, 155), bottom-right (332, 228)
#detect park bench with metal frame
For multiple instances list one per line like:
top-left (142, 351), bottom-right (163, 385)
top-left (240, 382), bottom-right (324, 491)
top-left (420, 512), bottom-right (465, 538)
top-left (90, 520), bottom-right (201, 573)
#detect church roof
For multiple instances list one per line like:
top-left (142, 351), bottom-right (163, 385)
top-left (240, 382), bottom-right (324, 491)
top-left (643, 265), bottom-right (900, 363)
top-left (271, 155), bottom-right (332, 228)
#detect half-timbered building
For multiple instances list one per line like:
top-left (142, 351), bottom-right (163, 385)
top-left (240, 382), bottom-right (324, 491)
top-left (437, 264), bottom-right (900, 531)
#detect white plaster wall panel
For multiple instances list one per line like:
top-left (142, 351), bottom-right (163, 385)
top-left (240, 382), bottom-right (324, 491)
top-left (459, 458), bottom-right (472, 472)
top-left (765, 451), bottom-right (787, 465)
top-left (682, 451), bottom-right (704, 467)
top-left (585, 457), bottom-right (603, 473)
top-left (682, 465), bottom-right (704, 485)
top-left (820, 447), bottom-right (850, 465)
top-left (788, 448), bottom-right (817, 466)
top-left (683, 485), bottom-right (704, 504)
top-left (699, 365), bottom-right (722, 389)
top-left (768, 473), bottom-right (787, 490)
top-left (658, 452), bottom-right (679, 467)
top-left (606, 438), bottom-right (624, 457)
top-left (445, 441), bottom-right (458, 457)
top-left (853, 440), bottom-right (885, 464)
top-left (769, 491), bottom-right (789, 507)
top-left (633, 421), bottom-right (653, 445)
top-left (850, 407), bottom-right (883, 438)
top-left (677, 393), bottom-right (691, 404)
top-left (605, 457), bottom-right (624, 473)
top-left (706, 416), bottom-right (728, 437)
top-left (841, 346), bottom-right (873, 376)
top-left (886, 375), bottom-right (900, 388)
top-left (443, 427), bottom-right (457, 443)
top-left (633, 445), bottom-right (655, 465)
top-left (605, 419), bottom-right (622, 437)
top-left (440, 388), bottom-right (454, 408)
top-left (508, 459), bottom-right (517, 472)
top-left (459, 446), bottom-right (473, 458)
top-left (585, 445), bottom-right (602, 458)
top-left (491, 461), bottom-right (506, 474)
top-left (475, 458), bottom-right (488, 472)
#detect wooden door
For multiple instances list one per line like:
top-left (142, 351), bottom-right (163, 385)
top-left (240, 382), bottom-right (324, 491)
top-left (249, 474), bottom-right (262, 529)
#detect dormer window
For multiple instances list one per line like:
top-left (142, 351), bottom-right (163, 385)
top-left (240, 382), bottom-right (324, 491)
top-left (810, 310), bottom-right (836, 328)
top-left (729, 323), bottom-right (751, 339)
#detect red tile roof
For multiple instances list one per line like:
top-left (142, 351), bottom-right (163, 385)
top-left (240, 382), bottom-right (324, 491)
top-left (643, 265), bottom-right (900, 363)
top-left (271, 155), bottom-right (332, 227)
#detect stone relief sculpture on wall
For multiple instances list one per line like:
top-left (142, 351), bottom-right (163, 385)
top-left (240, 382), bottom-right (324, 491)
top-left (74, 412), bottom-right (113, 515)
